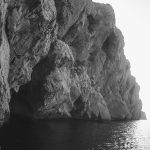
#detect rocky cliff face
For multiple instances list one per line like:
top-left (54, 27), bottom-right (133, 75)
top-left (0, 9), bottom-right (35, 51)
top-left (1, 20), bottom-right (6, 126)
top-left (0, 0), bottom-right (144, 125)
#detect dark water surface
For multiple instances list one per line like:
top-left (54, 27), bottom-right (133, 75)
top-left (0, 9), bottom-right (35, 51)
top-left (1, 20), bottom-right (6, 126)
top-left (0, 116), bottom-right (150, 150)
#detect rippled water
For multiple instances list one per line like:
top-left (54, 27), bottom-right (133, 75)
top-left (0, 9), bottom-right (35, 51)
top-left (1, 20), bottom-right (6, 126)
top-left (0, 116), bottom-right (150, 150)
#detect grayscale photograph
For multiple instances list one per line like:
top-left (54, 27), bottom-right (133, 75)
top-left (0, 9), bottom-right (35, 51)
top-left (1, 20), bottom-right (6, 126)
top-left (0, 0), bottom-right (150, 150)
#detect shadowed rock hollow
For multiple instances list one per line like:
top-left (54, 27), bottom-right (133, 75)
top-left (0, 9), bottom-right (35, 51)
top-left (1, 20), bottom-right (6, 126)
top-left (0, 0), bottom-right (145, 125)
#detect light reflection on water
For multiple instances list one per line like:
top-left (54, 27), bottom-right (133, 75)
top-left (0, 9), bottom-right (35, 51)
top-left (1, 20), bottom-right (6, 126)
top-left (0, 116), bottom-right (150, 150)
top-left (91, 120), bottom-right (150, 150)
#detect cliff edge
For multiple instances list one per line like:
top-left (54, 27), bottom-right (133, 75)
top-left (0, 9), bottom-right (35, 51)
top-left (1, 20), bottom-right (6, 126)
top-left (0, 0), bottom-right (144, 125)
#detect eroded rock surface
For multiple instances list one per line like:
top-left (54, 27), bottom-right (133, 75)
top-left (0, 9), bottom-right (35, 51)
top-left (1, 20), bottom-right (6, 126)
top-left (0, 0), bottom-right (10, 126)
top-left (0, 0), bottom-right (145, 124)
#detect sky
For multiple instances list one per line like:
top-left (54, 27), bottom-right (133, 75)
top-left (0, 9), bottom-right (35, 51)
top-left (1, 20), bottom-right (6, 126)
top-left (93, 0), bottom-right (150, 119)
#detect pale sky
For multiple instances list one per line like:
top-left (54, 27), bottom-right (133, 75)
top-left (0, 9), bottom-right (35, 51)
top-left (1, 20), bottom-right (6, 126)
top-left (93, 0), bottom-right (150, 119)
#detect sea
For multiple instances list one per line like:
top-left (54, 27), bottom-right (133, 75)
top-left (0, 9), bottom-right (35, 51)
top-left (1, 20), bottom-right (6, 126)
top-left (0, 116), bottom-right (150, 150)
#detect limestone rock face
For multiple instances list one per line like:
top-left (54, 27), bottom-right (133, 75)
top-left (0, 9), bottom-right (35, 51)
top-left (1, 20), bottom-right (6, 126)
top-left (0, 0), bottom-right (145, 124)
top-left (7, 0), bottom-right (57, 91)
top-left (0, 0), bottom-right (10, 126)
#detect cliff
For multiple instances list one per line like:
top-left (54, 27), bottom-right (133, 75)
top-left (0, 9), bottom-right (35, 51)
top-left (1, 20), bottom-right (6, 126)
top-left (0, 0), bottom-right (144, 125)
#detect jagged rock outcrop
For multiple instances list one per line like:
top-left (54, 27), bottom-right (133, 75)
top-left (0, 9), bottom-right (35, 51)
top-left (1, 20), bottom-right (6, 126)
top-left (0, 0), bottom-right (144, 125)
top-left (141, 111), bottom-right (147, 120)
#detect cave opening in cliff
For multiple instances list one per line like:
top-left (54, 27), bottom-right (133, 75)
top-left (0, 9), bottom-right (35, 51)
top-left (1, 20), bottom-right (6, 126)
top-left (9, 84), bottom-right (34, 119)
